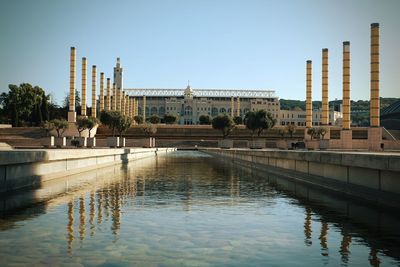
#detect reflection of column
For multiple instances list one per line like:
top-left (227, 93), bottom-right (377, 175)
top-left (99, 72), bottom-right (104, 112)
top-left (321, 49), bottom-right (329, 125)
top-left (89, 192), bottom-right (95, 236)
top-left (370, 23), bottom-right (380, 127)
top-left (306, 60), bottom-right (312, 128)
top-left (104, 189), bottom-right (110, 218)
top-left (79, 196), bottom-right (86, 242)
top-left (319, 222), bottom-right (329, 256)
top-left (339, 230), bottom-right (352, 265)
top-left (369, 248), bottom-right (381, 267)
top-left (97, 190), bottom-right (103, 225)
top-left (304, 207), bottom-right (312, 246)
top-left (106, 78), bottom-right (111, 111)
top-left (342, 41), bottom-right (351, 130)
top-left (91, 65), bottom-right (97, 118)
top-left (67, 200), bottom-right (74, 253)
top-left (81, 57), bottom-right (87, 116)
top-left (111, 185), bottom-right (121, 236)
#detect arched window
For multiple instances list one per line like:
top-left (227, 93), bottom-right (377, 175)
top-left (227, 108), bottom-right (231, 114)
top-left (219, 108), bottom-right (226, 114)
top-left (158, 107), bottom-right (165, 117)
top-left (151, 107), bottom-right (158, 115)
top-left (145, 107), bottom-right (150, 116)
top-left (211, 107), bottom-right (218, 116)
top-left (184, 106), bottom-right (193, 116)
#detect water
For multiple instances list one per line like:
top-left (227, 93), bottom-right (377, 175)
top-left (1, 151), bottom-right (399, 266)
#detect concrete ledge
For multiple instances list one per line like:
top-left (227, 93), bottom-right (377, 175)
top-left (200, 148), bottom-right (400, 209)
top-left (0, 147), bottom-right (176, 192)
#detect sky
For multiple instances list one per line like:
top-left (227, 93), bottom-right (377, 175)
top-left (0, 0), bottom-right (399, 105)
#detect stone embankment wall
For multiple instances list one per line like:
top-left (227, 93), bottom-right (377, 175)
top-left (201, 148), bottom-right (400, 209)
top-left (0, 148), bottom-right (176, 192)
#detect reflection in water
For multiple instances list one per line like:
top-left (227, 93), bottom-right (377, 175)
top-left (1, 152), bottom-right (400, 266)
top-left (67, 200), bottom-right (74, 254)
top-left (79, 196), bottom-right (86, 243)
top-left (340, 229), bottom-right (352, 265)
top-left (304, 207), bottom-right (312, 246)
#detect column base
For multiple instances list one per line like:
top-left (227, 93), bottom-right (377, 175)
top-left (341, 130), bottom-right (352, 150)
top-left (368, 127), bottom-right (383, 151)
top-left (68, 111), bottom-right (76, 123)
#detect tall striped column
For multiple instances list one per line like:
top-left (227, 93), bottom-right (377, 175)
top-left (130, 97), bottom-right (134, 118)
top-left (91, 65), bottom-right (97, 118)
top-left (370, 23), bottom-right (380, 127)
top-left (106, 78), bottom-right (111, 111)
top-left (342, 42), bottom-right (351, 130)
top-left (99, 72), bottom-right (104, 112)
top-left (321, 49), bottom-right (329, 125)
top-left (68, 47), bottom-right (76, 122)
top-left (116, 87), bottom-right (120, 112)
top-left (112, 83), bottom-right (116, 111)
top-left (81, 57), bottom-right (87, 116)
top-left (125, 95), bottom-right (129, 116)
top-left (306, 60), bottom-right (312, 128)
top-left (121, 91), bottom-right (125, 115)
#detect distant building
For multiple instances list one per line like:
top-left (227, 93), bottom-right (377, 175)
top-left (279, 109), bottom-right (343, 127)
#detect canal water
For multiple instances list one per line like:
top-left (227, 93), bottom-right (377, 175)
top-left (0, 151), bottom-right (399, 266)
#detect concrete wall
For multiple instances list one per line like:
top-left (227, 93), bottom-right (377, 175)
top-left (201, 148), bottom-right (400, 209)
top-left (0, 147), bottom-right (176, 192)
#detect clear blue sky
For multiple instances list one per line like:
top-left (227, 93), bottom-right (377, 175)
top-left (0, 0), bottom-right (399, 105)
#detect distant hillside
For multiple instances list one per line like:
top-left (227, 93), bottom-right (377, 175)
top-left (279, 98), bottom-right (399, 126)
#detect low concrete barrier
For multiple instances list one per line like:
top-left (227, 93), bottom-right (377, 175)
top-left (0, 147), bottom-right (176, 192)
top-left (201, 148), bottom-right (400, 209)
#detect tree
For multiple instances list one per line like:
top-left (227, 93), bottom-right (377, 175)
top-left (278, 128), bottom-right (286, 139)
top-left (52, 119), bottom-right (69, 137)
top-left (133, 115), bottom-right (144, 124)
top-left (233, 116), bottom-right (243, 125)
top-left (141, 123), bottom-right (157, 137)
top-left (212, 115), bottom-right (235, 139)
top-left (116, 115), bottom-right (133, 138)
top-left (76, 116), bottom-right (88, 137)
top-left (164, 113), bottom-right (177, 124)
top-left (199, 115), bottom-right (211, 125)
top-left (286, 124), bottom-right (296, 138)
top-left (41, 121), bottom-right (55, 137)
top-left (244, 110), bottom-right (276, 137)
top-left (0, 83), bottom-right (49, 126)
top-left (317, 127), bottom-right (327, 140)
top-left (100, 110), bottom-right (120, 136)
top-left (86, 117), bottom-right (98, 138)
top-left (307, 127), bottom-right (317, 140)
top-left (148, 114), bottom-right (160, 124)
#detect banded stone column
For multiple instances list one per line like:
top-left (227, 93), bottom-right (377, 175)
top-left (81, 57), bottom-right (87, 116)
top-left (306, 60), bottom-right (312, 128)
top-left (116, 87), bottom-right (121, 112)
top-left (99, 72), bottom-right (104, 112)
top-left (125, 95), bottom-right (129, 116)
top-left (130, 97), bottom-right (134, 118)
top-left (91, 65), bottom-right (97, 118)
top-left (230, 96), bottom-right (234, 117)
top-left (321, 49), bottom-right (329, 125)
top-left (106, 78), bottom-right (111, 111)
top-left (121, 91), bottom-right (125, 115)
top-left (370, 23), bottom-right (380, 127)
top-left (342, 42), bottom-right (351, 130)
top-left (68, 47), bottom-right (76, 122)
top-left (112, 83), bottom-right (116, 111)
